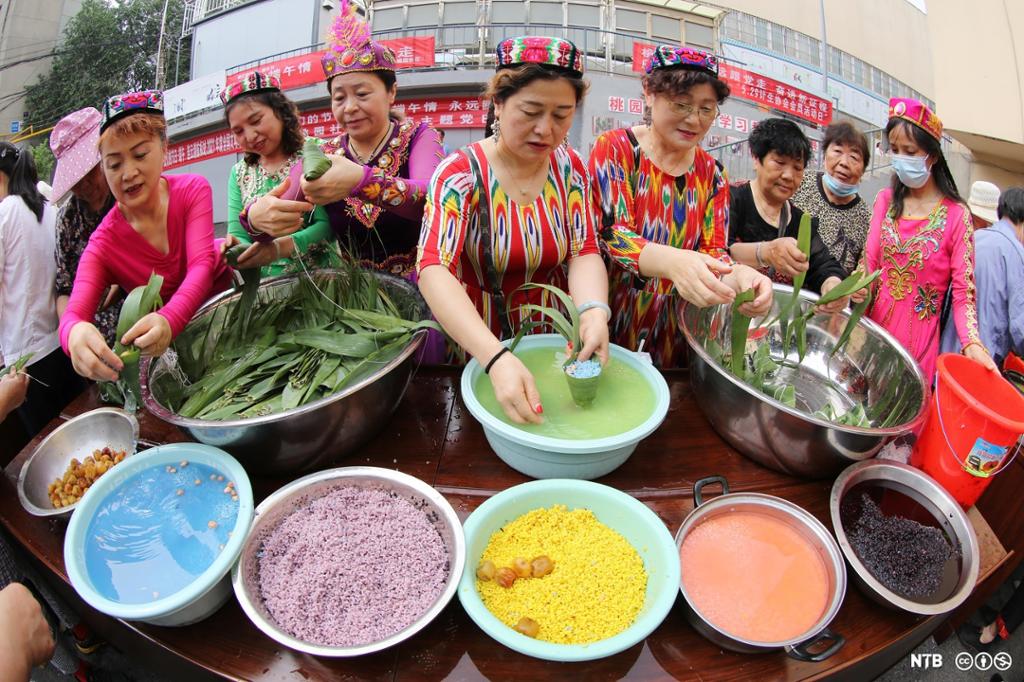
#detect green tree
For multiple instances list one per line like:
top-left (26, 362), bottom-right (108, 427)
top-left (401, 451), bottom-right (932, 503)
top-left (30, 143), bottom-right (55, 184)
top-left (24, 0), bottom-right (191, 132)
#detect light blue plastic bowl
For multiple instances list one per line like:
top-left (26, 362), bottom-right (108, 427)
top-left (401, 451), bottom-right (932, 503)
top-left (460, 334), bottom-right (670, 479)
top-left (64, 443), bottom-right (254, 627)
top-left (458, 479), bottom-right (680, 661)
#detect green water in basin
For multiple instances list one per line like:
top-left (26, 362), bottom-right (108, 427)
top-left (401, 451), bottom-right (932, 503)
top-left (472, 347), bottom-right (657, 440)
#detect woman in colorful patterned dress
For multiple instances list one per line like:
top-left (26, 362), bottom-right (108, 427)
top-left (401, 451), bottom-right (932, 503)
top-left (242, 0), bottom-right (442, 279)
top-left (589, 45), bottom-right (772, 367)
top-left (221, 71), bottom-right (340, 276)
top-left (418, 37), bottom-right (610, 424)
top-left (860, 98), bottom-right (995, 381)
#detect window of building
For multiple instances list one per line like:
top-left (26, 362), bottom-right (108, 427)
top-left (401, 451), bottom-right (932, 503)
top-left (652, 15), bottom-right (680, 41)
top-left (685, 21), bottom-right (714, 48)
top-left (442, 1), bottom-right (475, 24)
top-left (829, 46), bottom-right (842, 77)
top-left (754, 16), bottom-right (769, 49)
top-left (372, 7), bottom-right (404, 32)
top-left (616, 9), bottom-right (646, 34)
top-left (491, 1), bottom-right (520, 23)
top-left (568, 3), bottom-right (600, 29)
top-left (771, 24), bottom-right (786, 55)
top-left (529, 1), bottom-right (562, 25)
top-left (407, 3), bottom-right (438, 27)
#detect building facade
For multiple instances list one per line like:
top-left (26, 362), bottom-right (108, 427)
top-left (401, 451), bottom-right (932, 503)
top-left (0, 0), bottom-right (83, 138)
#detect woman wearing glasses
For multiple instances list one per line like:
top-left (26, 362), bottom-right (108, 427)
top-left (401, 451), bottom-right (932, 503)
top-left (590, 46), bottom-right (771, 367)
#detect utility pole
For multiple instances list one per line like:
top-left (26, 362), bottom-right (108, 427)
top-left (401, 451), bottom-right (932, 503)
top-left (155, 0), bottom-right (171, 89)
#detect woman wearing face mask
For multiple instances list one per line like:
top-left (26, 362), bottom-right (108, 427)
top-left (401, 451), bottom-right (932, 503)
top-left (221, 71), bottom-right (340, 276)
top-left (729, 118), bottom-right (848, 310)
top-left (791, 121), bottom-right (872, 274)
top-left (417, 37), bottom-right (609, 425)
top-left (589, 45), bottom-right (771, 367)
top-left (61, 91), bottom-right (231, 383)
top-left (860, 98), bottom-right (995, 380)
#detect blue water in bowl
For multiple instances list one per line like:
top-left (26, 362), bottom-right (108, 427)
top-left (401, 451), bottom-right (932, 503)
top-left (84, 462), bottom-right (239, 604)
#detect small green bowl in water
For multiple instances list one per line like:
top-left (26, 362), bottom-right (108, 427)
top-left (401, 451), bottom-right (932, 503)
top-left (461, 335), bottom-right (670, 480)
top-left (459, 479), bottom-right (680, 661)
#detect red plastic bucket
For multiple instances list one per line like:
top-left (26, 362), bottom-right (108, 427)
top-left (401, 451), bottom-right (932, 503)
top-left (911, 354), bottom-right (1024, 508)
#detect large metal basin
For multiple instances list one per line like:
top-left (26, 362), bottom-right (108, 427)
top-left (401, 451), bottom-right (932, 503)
top-left (680, 284), bottom-right (928, 478)
top-left (141, 270), bottom-right (427, 475)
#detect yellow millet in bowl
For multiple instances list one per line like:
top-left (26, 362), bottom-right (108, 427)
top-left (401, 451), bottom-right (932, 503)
top-left (476, 505), bottom-right (647, 644)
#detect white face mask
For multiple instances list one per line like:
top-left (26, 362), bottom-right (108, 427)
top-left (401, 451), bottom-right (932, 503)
top-left (891, 153), bottom-right (932, 189)
top-left (822, 172), bottom-right (860, 197)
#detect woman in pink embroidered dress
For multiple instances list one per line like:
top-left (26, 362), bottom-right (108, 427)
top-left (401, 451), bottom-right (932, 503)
top-left (860, 98), bottom-right (995, 382)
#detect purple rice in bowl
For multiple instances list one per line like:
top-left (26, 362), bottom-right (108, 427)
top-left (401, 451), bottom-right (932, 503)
top-left (231, 467), bottom-right (465, 656)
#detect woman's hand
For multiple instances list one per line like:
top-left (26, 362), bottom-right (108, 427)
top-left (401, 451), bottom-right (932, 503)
top-left (724, 264), bottom-right (774, 317)
top-left (68, 322), bottom-right (123, 382)
top-left (576, 308), bottom-right (610, 365)
top-left (964, 343), bottom-right (998, 372)
top-left (817, 276), bottom-right (849, 314)
top-left (764, 237), bottom-right (809, 279)
top-left (248, 178), bottom-right (314, 237)
top-left (662, 250), bottom-right (736, 307)
top-left (121, 313), bottom-right (173, 358)
top-left (99, 284), bottom-right (122, 311)
top-left (0, 367), bottom-right (30, 419)
top-left (299, 155), bottom-right (366, 205)
top-left (0, 583), bottom-right (55, 680)
top-left (221, 233), bottom-right (285, 269)
top-left (487, 351), bottom-right (543, 425)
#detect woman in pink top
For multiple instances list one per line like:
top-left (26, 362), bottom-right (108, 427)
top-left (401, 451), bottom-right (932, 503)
top-left (860, 98), bottom-right (995, 382)
top-left (61, 90), bottom-right (230, 382)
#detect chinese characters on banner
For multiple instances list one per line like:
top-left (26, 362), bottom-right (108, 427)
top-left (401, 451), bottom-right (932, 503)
top-left (632, 41), bottom-right (655, 73)
top-left (719, 63), bottom-right (832, 126)
top-left (608, 96), bottom-right (644, 116)
top-left (630, 42), bottom-right (833, 126)
top-left (164, 95), bottom-right (485, 170)
top-left (225, 37), bottom-right (436, 91)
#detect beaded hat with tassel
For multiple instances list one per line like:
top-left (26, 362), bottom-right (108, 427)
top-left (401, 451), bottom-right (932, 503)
top-left (320, 0), bottom-right (396, 82)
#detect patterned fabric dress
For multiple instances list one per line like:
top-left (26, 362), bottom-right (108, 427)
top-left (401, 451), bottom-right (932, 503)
top-left (863, 188), bottom-right (981, 382)
top-left (589, 127), bottom-right (729, 368)
top-left (54, 194), bottom-right (119, 346)
top-left (791, 172), bottom-right (871, 275)
top-left (417, 141), bottom-right (599, 343)
top-left (227, 153), bottom-right (341, 277)
top-left (321, 118), bottom-right (443, 276)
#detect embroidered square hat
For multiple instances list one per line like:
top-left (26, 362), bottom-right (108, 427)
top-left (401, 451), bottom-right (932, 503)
top-left (220, 71), bottom-right (281, 106)
top-left (644, 45), bottom-right (719, 77)
top-left (888, 97), bottom-right (942, 142)
top-left (49, 107), bottom-right (102, 205)
top-left (101, 90), bottom-right (164, 133)
top-left (496, 36), bottom-right (584, 77)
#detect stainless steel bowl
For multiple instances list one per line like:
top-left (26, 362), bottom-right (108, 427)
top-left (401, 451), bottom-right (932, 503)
top-left (680, 283), bottom-right (928, 478)
top-left (141, 269), bottom-right (428, 474)
top-left (17, 408), bottom-right (139, 518)
top-left (675, 476), bottom-right (847, 662)
top-left (830, 460), bottom-right (979, 615)
top-left (231, 467), bottom-right (465, 657)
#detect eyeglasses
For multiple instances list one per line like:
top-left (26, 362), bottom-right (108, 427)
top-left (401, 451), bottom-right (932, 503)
top-left (667, 101), bottom-right (718, 122)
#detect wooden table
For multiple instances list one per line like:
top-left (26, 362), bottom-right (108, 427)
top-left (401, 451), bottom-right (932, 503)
top-left (0, 368), bottom-right (1012, 681)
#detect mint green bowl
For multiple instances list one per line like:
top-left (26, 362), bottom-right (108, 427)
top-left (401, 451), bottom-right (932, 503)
top-left (458, 479), bottom-right (680, 661)
top-left (460, 335), bottom-right (670, 480)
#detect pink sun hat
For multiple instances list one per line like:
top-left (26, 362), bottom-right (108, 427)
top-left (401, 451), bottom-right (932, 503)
top-left (49, 107), bottom-right (102, 205)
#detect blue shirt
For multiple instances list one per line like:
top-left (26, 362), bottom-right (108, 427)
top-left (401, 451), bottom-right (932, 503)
top-left (940, 219), bottom-right (1024, 367)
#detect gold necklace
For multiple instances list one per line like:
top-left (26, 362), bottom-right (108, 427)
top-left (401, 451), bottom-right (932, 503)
top-left (349, 122), bottom-right (393, 164)
top-left (493, 140), bottom-right (545, 199)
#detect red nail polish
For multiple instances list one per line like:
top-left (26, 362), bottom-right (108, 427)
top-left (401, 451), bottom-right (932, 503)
top-left (535, 404), bottom-right (544, 414)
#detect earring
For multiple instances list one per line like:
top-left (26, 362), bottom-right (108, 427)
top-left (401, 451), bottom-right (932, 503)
top-left (492, 118), bottom-right (501, 140)
top-left (562, 134), bottom-right (570, 148)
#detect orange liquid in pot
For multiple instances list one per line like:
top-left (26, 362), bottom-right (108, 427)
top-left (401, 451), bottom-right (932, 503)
top-left (679, 511), bottom-right (830, 643)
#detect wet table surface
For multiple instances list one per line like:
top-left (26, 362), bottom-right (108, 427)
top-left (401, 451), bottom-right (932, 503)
top-left (1, 367), bottom-right (960, 681)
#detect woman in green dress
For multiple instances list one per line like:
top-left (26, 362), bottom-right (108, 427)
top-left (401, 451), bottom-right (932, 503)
top-left (221, 71), bottom-right (340, 276)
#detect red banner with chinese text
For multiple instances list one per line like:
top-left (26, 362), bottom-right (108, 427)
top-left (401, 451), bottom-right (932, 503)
top-left (632, 41), bottom-right (655, 73)
top-left (225, 36), bottom-right (436, 91)
top-left (164, 95), bottom-right (485, 170)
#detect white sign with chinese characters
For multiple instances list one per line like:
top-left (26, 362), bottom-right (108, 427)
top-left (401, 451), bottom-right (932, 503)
top-left (165, 70), bottom-right (227, 121)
